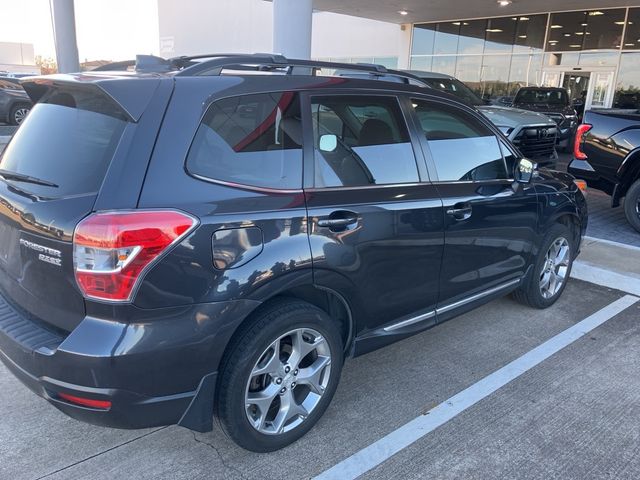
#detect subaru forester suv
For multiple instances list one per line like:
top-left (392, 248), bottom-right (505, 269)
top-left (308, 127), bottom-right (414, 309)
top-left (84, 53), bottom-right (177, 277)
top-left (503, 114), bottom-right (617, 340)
top-left (0, 54), bottom-right (587, 452)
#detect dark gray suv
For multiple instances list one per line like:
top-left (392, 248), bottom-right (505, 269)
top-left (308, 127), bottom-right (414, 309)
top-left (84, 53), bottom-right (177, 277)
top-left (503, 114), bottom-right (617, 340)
top-left (0, 77), bottom-right (32, 125)
top-left (0, 54), bottom-right (587, 452)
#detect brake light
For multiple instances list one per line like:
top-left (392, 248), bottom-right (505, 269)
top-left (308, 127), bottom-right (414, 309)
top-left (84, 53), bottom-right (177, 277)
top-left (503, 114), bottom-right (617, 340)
top-left (573, 124), bottom-right (592, 160)
top-left (73, 210), bottom-right (197, 302)
top-left (58, 392), bottom-right (112, 410)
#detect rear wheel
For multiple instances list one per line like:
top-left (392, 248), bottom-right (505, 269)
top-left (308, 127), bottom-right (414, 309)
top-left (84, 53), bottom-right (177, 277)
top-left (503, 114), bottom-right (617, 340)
top-left (623, 180), bottom-right (640, 233)
top-left (216, 299), bottom-right (343, 452)
top-left (513, 223), bottom-right (575, 309)
top-left (9, 103), bottom-right (30, 125)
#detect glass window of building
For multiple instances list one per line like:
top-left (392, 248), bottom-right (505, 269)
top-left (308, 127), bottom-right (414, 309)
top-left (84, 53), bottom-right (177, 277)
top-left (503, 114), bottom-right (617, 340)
top-left (434, 23), bottom-right (460, 55)
top-left (484, 16), bottom-right (517, 54)
top-left (480, 55), bottom-right (512, 100)
top-left (614, 53), bottom-right (640, 108)
top-left (457, 19), bottom-right (487, 55)
top-left (513, 14), bottom-right (547, 54)
top-left (455, 56), bottom-right (483, 93)
top-left (623, 8), bottom-right (640, 50)
top-left (410, 56), bottom-right (433, 72)
top-left (547, 10), bottom-right (625, 52)
top-left (508, 54), bottom-right (543, 95)
top-left (431, 56), bottom-right (457, 76)
top-left (412, 24), bottom-right (437, 55)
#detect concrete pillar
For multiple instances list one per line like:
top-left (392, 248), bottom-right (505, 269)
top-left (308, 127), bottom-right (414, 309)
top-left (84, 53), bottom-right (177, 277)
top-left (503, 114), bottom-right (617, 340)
top-left (273, 0), bottom-right (313, 59)
top-left (397, 24), bottom-right (412, 70)
top-left (50, 0), bottom-right (80, 73)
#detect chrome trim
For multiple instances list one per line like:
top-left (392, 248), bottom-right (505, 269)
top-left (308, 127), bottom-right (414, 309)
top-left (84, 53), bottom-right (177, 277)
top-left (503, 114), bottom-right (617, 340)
top-left (437, 278), bottom-right (521, 315)
top-left (382, 277), bottom-right (521, 332)
top-left (383, 310), bottom-right (435, 332)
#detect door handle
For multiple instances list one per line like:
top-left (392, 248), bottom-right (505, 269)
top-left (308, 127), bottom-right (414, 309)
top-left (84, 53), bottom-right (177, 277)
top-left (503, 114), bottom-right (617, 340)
top-left (446, 203), bottom-right (472, 220)
top-left (317, 211), bottom-right (358, 231)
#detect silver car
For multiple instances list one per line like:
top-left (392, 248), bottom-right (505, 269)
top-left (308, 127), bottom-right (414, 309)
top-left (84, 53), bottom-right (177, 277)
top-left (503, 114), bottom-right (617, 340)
top-left (406, 71), bottom-right (558, 167)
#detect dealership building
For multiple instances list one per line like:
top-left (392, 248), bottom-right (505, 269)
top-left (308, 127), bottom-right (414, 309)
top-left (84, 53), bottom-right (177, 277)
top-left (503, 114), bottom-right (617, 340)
top-left (156, 0), bottom-right (640, 110)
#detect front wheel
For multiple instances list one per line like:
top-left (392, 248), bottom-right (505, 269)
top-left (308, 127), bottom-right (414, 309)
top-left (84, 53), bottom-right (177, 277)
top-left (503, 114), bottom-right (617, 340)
top-left (9, 104), bottom-right (30, 125)
top-left (623, 180), bottom-right (640, 233)
top-left (216, 299), bottom-right (344, 452)
top-left (513, 223), bottom-right (575, 309)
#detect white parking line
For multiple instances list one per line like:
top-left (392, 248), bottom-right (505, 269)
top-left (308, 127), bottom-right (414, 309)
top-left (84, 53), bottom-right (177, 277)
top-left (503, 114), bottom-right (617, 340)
top-left (583, 236), bottom-right (640, 253)
top-left (314, 294), bottom-right (639, 480)
top-left (572, 261), bottom-right (640, 297)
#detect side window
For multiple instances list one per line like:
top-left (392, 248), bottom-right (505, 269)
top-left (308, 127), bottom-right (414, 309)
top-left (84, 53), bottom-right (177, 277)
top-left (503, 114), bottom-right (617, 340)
top-left (186, 92), bottom-right (302, 190)
top-left (311, 96), bottom-right (419, 188)
top-left (411, 98), bottom-right (507, 182)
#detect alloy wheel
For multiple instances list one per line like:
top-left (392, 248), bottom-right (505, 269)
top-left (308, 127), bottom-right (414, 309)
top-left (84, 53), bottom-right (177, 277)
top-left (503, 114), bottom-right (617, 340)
top-left (13, 107), bottom-right (29, 125)
top-left (245, 328), bottom-right (332, 435)
top-left (539, 237), bottom-right (571, 299)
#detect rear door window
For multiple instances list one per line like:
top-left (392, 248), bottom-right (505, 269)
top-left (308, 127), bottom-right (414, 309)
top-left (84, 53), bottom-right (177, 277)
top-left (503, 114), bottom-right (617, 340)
top-left (186, 92), bottom-right (303, 190)
top-left (0, 88), bottom-right (128, 197)
top-left (411, 98), bottom-right (507, 182)
top-left (310, 95), bottom-right (419, 187)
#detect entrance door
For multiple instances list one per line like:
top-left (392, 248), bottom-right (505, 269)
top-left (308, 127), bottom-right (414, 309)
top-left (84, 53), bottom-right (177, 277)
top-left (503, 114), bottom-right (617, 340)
top-left (562, 72), bottom-right (590, 118)
top-left (542, 71), bottom-right (562, 87)
top-left (586, 71), bottom-right (615, 109)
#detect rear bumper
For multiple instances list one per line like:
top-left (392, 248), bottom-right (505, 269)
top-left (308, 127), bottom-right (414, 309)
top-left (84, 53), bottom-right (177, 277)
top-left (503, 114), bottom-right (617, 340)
top-left (0, 290), bottom-right (259, 432)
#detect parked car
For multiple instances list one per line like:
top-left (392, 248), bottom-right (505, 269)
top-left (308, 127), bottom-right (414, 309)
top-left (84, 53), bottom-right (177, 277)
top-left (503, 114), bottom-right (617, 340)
top-left (569, 108), bottom-right (640, 232)
top-left (512, 87), bottom-right (578, 153)
top-left (0, 54), bottom-right (587, 452)
top-left (0, 77), bottom-right (32, 125)
top-left (405, 71), bottom-right (559, 167)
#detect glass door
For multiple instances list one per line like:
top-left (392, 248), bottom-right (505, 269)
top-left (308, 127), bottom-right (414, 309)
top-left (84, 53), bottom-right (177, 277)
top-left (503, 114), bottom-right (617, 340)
top-left (586, 71), bottom-right (615, 109)
top-left (542, 71), bottom-right (562, 87)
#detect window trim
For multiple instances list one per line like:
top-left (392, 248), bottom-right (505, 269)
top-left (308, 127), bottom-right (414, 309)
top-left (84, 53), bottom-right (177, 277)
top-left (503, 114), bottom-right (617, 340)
top-left (301, 91), bottom-right (427, 190)
top-left (183, 90), bottom-right (305, 193)
top-left (406, 94), bottom-right (515, 183)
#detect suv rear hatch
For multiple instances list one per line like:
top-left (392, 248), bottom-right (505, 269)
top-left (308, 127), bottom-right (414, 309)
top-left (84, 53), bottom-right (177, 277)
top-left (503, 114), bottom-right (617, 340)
top-left (0, 81), bottom-right (131, 332)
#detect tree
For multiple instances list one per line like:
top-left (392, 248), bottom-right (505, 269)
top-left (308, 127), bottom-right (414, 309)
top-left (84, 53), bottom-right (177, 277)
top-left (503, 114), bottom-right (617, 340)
top-left (35, 56), bottom-right (58, 75)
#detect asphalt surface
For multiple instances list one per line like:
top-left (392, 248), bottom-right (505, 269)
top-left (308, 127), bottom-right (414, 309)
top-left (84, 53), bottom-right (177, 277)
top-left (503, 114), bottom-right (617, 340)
top-left (2, 279), bottom-right (638, 480)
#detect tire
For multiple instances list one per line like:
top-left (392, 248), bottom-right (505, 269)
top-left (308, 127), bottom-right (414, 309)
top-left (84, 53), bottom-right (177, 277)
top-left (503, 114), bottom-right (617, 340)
top-left (216, 298), bottom-right (344, 452)
top-left (512, 223), bottom-right (575, 309)
top-left (623, 180), bottom-right (640, 234)
top-left (9, 103), bottom-right (30, 126)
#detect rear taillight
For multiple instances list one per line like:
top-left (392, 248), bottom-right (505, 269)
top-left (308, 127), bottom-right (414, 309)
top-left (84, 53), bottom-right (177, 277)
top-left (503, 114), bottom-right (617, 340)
top-left (58, 392), bottom-right (112, 410)
top-left (73, 210), bottom-right (197, 302)
top-left (573, 124), bottom-right (592, 160)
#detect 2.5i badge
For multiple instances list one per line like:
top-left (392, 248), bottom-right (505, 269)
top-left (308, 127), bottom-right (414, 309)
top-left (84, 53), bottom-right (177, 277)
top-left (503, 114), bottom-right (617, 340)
top-left (19, 239), bottom-right (62, 267)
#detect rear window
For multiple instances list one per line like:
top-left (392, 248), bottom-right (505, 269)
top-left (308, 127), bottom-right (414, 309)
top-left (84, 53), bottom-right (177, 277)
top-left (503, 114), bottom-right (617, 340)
top-left (515, 89), bottom-right (568, 105)
top-left (0, 88), bottom-right (127, 197)
top-left (186, 92), bottom-right (303, 190)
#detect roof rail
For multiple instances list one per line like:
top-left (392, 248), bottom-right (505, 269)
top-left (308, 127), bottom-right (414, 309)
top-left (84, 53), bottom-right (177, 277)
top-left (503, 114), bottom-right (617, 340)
top-left (88, 53), bottom-right (426, 86)
top-left (171, 53), bottom-right (425, 85)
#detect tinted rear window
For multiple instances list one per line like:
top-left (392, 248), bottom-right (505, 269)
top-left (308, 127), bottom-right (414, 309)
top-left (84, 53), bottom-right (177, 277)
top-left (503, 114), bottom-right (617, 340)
top-left (515, 89), bottom-right (568, 105)
top-left (186, 92), bottom-right (303, 190)
top-left (0, 88), bottom-right (127, 197)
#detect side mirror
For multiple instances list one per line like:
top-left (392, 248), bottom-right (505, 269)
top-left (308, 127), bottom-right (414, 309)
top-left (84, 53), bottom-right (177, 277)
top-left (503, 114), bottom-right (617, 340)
top-left (515, 158), bottom-right (536, 184)
top-left (319, 134), bottom-right (338, 153)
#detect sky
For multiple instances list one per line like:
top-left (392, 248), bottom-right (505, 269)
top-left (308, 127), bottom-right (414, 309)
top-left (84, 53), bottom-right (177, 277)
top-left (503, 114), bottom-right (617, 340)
top-left (0, 0), bottom-right (159, 61)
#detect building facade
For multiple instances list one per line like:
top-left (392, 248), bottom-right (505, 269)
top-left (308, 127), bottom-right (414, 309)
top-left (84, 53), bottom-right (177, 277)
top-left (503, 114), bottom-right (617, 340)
top-left (410, 6), bottom-right (640, 109)
top-left (0, 42), bottom-right (39, 74)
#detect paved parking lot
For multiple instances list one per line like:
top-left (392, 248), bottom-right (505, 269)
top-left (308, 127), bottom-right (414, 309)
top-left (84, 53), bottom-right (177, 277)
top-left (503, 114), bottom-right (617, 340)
top-left (1, 275), bottom-right (639, 480)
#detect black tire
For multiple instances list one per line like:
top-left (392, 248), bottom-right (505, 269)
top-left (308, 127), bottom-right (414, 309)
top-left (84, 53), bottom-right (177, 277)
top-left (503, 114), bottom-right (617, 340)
top-left (9, 103), bottom-right (30, 126)
top-left (512, 223), bottom-right (575, 309)
top-left (216, 298), bottom-right (344, 452)
top-left (623, 179), bottom-right (640, 234)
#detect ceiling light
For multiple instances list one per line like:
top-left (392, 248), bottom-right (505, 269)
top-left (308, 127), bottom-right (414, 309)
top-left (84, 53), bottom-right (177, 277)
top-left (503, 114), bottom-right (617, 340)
top-left (548, 40), bottom-right (558, 44)
top-left (398, 10), bottom-right (408, 15)
top-left (625, 43), bottom-right (635, 46)
top-left (575, 32), bottom-right (584, 35)
top-left (518, 35), bottom-right (527, 38)
top-left (463, 22), bottom-right (469, 25)
top-left (452, 21), bottom-right (461, 25)
top-left (581, 23), bottom-right (588, 26)
top-left (588, 11), bottom-right (604, 16)
top-left (570, 44), bottom-right (582, 48)
top-left (519, 17), bottom-right (529, 21)
top-left (497, 0), bottom-right (512, 6)
top-left (564, 33), bottom-right (571, 37)
top-left (550, 25), bottom-right (563, 29)
top-left (486, 28), bottom-right (504, 32)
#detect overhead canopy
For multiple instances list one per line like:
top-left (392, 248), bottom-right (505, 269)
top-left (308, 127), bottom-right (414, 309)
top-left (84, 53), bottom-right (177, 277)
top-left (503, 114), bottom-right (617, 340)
top-left (311, 0), bottom-right (634, 24)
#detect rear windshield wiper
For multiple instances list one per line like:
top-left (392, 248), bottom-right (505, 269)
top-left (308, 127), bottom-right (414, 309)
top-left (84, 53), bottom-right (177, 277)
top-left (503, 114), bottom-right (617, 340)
top-left (0, 169), bottom-right (59, 188)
